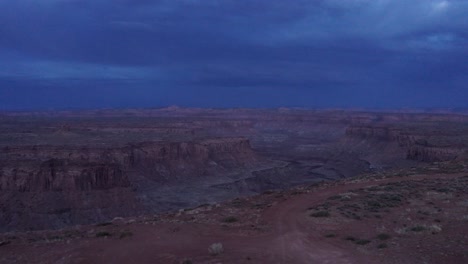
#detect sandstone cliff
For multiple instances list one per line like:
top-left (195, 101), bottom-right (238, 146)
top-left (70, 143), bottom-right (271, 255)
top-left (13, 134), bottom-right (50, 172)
top-left (0, 138), bottom-right (258, 231)
top-left (345, 125), bottom-right (464, 162)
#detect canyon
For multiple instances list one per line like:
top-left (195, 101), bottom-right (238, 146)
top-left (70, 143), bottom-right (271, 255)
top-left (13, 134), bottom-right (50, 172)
top-left (1, 108), bottom-right (468, 263)
top-left (1, 108), bottom-right (467, 233)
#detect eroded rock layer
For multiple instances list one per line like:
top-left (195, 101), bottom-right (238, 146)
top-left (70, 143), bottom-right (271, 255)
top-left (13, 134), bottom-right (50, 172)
top-left (1, 108), bottom-right (467, 232)
top-left (0, 138), bottom-right (261, 231)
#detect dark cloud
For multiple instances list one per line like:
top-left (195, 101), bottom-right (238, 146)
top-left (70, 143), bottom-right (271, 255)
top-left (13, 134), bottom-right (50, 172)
top-left (0, 0), bottom-right (467, 109)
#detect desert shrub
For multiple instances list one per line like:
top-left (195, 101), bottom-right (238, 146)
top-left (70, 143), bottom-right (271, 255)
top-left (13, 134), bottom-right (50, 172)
top-left (429, 224), bottom-right (442, 233)
top-left (344, 236), bottom-right (356, 241)
top-left (222, 216), bottom-right (238, 223)
top-left (96, 231), bottom-right (111, 237)
top-left (367, 200), bottom-right (381, 208)
top-left (364, 194), bottom-right (403, 212)
top-left (310, 211), bottom-right (330, 217)
top-left (291, 190), bottom-right (302, 195)
top-left (355, 239), bottom-right (371, 245)
top-left (0, 241), bottom-right (11, 247)
top-left (96, 222), bottom-right (113, 227)
top-left (180, 259), bottom-right (193, 264)
top-left (328, 195), bottom-right (341, 200)
top-left (436, 188), bottom-right (451, 193)
top-left (410, 226), bottom-right (426, 232)
top-left (208, 243), bottom-right (224, 256)
top-left (119, 231), bottom-right (133, 239)
top-left (325, 233), bottom-right (336, 238)
top-left (47, 235), bottom-right (64, 241)
top-left (376, 233), bottom-right (391, 240)
top-left (231, 199), bottom-right (244, 207)
top-left (377, 243), bottom-right (388, 249)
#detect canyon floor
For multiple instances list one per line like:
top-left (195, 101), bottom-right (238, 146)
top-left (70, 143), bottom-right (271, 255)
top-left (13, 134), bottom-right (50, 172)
top-left (1, 108), bottom-right (468, 263)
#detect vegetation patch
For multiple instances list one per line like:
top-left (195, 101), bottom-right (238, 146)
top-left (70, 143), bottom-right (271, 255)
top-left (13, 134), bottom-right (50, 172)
top-left (96, 231), bottom-right (112, 237)
top-left (0, 240), bottom-right (11, 247)
top-left (222, 216), bottom-right (239, 223)
top-left (119, 231), bottom-right (133, 239)
top-left (355, 239), bottom-right (371, 245)
top-left (327, 195), bottom-right (342, 200)
top-left (377, 243), bottom-right (388, 249)
top-left (376, 233), bottom-right (391, 240)
top-left (310, 211), bottom-right (330, 218)
top-left (96, 222), bottom-right (113, 227)
top-left (410, 226), bottom-right (426, 232)
top-left (208, 243), bottom-right (224, 256)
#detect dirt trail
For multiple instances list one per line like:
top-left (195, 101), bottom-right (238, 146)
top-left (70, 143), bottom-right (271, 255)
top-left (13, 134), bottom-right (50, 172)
top-left (258, 173), bottom-right (464, 263)
top-left (1, 173), bottom-right (465, 264)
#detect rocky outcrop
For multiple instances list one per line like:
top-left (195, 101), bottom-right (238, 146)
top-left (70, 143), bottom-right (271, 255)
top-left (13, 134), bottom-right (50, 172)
top-left (0, 138), bottom-right (258, 231)
top-left (346, 125), bottom-right (464, 162)
top-left (0, 138), bottom-right (256, 191)
top-left (406, 147), bottom-right (462, 162)
top-left (123, 138), bottom-right (256, 182)
top-left (0, 161), bottom-right (128, 192)
top-left (345, 126), bottom-right (417, 147)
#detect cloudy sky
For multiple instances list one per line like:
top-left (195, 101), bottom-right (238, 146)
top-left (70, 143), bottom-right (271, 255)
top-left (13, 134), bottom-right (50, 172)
top-left (1, 0), bottom-right (467, 110)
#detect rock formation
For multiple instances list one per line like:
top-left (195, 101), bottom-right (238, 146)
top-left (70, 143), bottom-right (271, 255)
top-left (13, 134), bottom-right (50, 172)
top-left (0, 138), bottom-right (260, 231)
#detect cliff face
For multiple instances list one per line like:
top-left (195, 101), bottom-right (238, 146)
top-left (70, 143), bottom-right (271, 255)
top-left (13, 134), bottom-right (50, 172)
top-left (0, 138), bottom-right (258, 231)
top-left (345, 126), bottom-right (416, 146)
top-left (121, 138), bottom-right (256, 183)
top-left (345, 125), bottom-right (464, 162)
top-left (0, 138), bottom-right (255, 191)
top-left (406, 147), bottom-right (462, 162)
top-left (0, 161), bottom-right (128, 192)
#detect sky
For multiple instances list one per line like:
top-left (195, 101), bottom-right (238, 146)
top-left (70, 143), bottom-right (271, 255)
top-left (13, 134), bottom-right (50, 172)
top-left (0, 0), bottom-right (467, 110)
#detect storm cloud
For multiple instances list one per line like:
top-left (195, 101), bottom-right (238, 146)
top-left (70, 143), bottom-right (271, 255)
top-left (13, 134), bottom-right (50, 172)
top-left (1, 0), bottom-right (467, 109)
